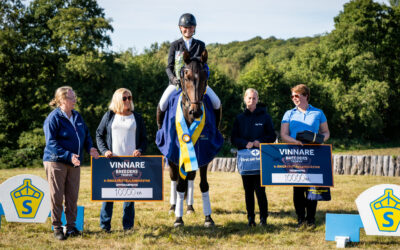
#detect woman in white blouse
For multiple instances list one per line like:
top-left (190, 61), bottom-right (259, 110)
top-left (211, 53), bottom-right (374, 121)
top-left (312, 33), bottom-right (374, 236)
top-left (96, 88), bottom-right (147, 233)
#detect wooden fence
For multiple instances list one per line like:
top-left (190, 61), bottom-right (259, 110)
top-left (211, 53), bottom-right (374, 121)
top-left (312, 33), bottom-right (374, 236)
top-left (198, 155), bottom-right (400, 176)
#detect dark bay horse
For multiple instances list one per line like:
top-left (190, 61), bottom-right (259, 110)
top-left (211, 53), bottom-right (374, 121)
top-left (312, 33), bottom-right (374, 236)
top-left (156, 49), bottom-right (223, 227)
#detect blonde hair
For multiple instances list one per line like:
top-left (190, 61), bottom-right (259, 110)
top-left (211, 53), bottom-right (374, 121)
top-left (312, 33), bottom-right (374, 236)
top-left (109, 88), bottom-right (134, 113)
top-left (244, 88), bottom-right (259, 100)
top-left (49, 86), bottom-right (74, 108)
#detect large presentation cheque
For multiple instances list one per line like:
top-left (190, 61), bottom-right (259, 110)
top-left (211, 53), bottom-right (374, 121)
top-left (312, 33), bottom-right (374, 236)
top-left (260, 144), bottom-right (333, 187)
top-left (91, 156), bottom-right (164, 201)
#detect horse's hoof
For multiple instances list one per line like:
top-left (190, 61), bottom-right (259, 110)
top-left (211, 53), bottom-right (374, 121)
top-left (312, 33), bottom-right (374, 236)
top-left (174, 217), bottom-right (184, 227)
top-left (186, 205), bottom-right (195, 214)
top-left (168, 204), bottom-right (176, 215)
top-left (204, 215), bottom-right (215, 227)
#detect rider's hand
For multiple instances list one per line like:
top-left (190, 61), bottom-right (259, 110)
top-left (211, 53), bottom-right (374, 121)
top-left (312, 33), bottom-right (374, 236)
top-left (172, 77), bottom-right (180, 86)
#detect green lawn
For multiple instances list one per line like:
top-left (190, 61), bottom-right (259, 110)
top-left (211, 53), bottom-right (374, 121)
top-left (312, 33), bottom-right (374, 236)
top-left (0, 167), bottom-right (399, 249)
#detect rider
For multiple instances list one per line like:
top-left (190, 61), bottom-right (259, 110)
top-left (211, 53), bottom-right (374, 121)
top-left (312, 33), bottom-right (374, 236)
top-left (157, 13), bottom-right (222, 216)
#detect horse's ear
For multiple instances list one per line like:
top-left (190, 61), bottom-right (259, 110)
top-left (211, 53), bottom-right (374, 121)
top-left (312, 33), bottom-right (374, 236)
top-left (183, 50), bottom-right (191, 65)
top-left (201, 49), bottom-right (208, 63)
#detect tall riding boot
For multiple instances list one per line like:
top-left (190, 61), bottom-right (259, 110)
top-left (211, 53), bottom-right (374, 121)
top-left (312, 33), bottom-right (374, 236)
top-left (213, 106), bottom-right (222, 129)
top-left (157, 105), bottom-right (166, 130)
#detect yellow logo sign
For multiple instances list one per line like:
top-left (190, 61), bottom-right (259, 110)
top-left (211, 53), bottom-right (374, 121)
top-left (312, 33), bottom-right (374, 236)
top-left (370, 189), bottom-right (400, 232)
top-left (10, 179), bottom-right (44, 219)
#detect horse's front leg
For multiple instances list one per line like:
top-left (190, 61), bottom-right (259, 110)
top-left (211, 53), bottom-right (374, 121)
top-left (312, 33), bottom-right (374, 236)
top-left (200, 165), bottom-right (215, 227)
top-left (173, 169), bottom-right (190, 227)
top-left (168, 160), bottom-right (179, 214)
top-left (186, 171), bottom-right (196, 214)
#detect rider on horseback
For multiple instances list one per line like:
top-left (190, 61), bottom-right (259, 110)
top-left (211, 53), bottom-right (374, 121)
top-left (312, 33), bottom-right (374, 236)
top-left (157, 13), bottom-right (222, 217)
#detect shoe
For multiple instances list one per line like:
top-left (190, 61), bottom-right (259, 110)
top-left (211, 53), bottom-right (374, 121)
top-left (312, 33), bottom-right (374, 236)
top-left (102, 228), bottom-right (111, 233)
top-left (186, 205), bottom-right (195, 214)
top-left (248, 217), bottom-right (256, 227)
top-left (307, 221), bottom-right (316, 229)
top-left (259, 217), bottom-right (267, 227)
top-left (169, 204), bottom-right (176, 215)
top-left (296, 219), bottom-right (306, 230)
top-left (66, 227), bottom-right (82, 237)
top-left (123, 227), bottom-right (134, 233)
top-left (204, 215), bottom-right (215, 227)
top-left (174, 217), bottom-right (184, 227)
top-left (53, 230), bottom-right (66, 240)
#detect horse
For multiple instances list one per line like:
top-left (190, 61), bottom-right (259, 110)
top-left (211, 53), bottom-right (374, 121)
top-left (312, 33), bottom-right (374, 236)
top-left (156, 49), bottom-right (223, 227)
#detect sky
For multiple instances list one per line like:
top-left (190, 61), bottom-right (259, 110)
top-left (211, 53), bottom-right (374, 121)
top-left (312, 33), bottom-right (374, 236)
top-left (96, 0), bottom-right (387, 54)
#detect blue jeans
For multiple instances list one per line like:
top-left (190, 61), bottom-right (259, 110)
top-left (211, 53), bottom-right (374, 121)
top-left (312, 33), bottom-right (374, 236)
top-left (100, 202), bottom-right (135, 230)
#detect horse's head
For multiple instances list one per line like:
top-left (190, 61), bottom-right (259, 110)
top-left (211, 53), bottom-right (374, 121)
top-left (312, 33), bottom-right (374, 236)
top-left (180, 49), bottom-right (208, 123)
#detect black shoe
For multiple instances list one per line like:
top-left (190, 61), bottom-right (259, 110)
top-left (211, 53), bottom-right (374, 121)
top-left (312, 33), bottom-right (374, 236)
top-left (204, 215), bottom-right (215, 227)
top-left (174, 217), bottom-right (184, 227)
top-left (260, 217), bottom-right (267, 227)
top-left (296, 219), bottom-right (306, 229)
top-left (187, 205), bottom-right (195, 214)
top-left (66, 227), bottom-right (82, 237)
top-left (169, 204), bottom-right (176, 215)
top-left (307, 221), bottom-right (316, 229)
top-left (54, 230), bottom-right (66, 240)
top-left (102, 228), bottom-right (111, 233)
top-left (248, 217), bottom-right (256, 227)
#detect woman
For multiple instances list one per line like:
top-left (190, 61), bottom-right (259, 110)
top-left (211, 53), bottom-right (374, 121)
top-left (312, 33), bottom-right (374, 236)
top-left (280, 84), bottom-right (330, 229)
top-left (231, 88), bottom-right (276, 227)
top-left (96, 88), bottom-right (147, 233)
top-left (43, 86), bottom-right (99, 240)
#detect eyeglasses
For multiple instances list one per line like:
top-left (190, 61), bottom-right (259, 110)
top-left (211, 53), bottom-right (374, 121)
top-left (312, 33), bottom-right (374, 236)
top-left (122, 96), bottom-right (132, 102)
top-left (291, 94), bottom-right (301, 99)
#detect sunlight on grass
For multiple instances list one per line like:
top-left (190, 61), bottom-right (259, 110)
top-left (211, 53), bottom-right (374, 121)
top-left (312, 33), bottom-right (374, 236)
top-left (0, 167), bottom-right (399, 249)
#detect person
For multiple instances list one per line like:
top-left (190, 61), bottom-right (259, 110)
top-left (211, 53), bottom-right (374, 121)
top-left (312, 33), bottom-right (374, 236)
top-left (43, 86), bottom-right (99, 240)
top-left (96, 88), bottom-right (147, 233)
top-left (157, 13), bottom-right (222, 213)
top-left (280, 84), bottom-right (330, 229)
top-left (231, 88), bottom-right (276, 227)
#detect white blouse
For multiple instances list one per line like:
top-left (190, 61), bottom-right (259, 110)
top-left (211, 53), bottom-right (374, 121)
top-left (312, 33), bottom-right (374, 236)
top-left (111, 114), bottom-right (136, 156)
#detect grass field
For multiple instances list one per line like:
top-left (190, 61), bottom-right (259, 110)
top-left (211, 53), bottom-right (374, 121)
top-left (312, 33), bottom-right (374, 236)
top-left (0, 167), bottom-right (399, 249)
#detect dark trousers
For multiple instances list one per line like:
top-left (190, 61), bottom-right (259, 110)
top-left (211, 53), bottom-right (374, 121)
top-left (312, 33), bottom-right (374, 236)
top-left (293, 187), bottom-right (317, 223)
top-left (241, 174), bottom-right (268, 221)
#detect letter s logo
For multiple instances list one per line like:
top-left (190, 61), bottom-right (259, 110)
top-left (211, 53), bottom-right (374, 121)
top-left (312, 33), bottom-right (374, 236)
top-left (382, 212), bottom-right (394, 227)
top-left (22, 200), bottom-right (32, 215)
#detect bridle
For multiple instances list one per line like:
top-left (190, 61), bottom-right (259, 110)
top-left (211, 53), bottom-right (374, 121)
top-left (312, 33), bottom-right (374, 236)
top-left (180, 61), bottom-right (208, 108)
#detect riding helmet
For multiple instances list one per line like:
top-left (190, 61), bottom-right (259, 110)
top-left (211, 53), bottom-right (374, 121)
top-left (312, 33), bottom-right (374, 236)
top-left (178, 13), bottom-right (197, 27)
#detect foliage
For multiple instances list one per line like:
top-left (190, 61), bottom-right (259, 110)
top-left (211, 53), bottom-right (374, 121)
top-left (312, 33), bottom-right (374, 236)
top-left (1, 0), bottom-right (400, 167)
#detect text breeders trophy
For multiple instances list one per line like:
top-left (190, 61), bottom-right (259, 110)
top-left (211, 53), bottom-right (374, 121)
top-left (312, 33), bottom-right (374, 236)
top-left (260, 144), bottom-right (333, 187)
top-left (91, 156), bottom-right (163, 201)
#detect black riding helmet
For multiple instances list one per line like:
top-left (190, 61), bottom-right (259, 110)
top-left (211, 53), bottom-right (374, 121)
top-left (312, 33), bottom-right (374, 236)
top-left (178, 13), bottom-right (197, 27)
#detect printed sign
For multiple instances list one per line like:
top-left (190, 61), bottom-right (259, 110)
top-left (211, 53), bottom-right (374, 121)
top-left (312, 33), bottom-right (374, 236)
top-left (260, 143), bottom-right (333, 187)
top-left (0, 174), bottom-right (50, 223)
top-left (237, 149), bottom-right (261, 175)
top-left (91, 156), bottom-right (164, 201)
top-left (356, 184), bottom-right (400, 236)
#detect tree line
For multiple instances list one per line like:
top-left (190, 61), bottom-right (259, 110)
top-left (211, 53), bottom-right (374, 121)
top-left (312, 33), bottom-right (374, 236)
top-left (1, 0), bottom-right (399, 168)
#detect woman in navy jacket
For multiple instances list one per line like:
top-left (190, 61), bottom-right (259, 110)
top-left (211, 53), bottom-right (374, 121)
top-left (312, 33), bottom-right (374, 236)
top-left (96, 88), bottom-right (147, 233)
top-left (231, 88), bottom-right (276, 227)
top-left (43, 86), bottom-right (99, 240)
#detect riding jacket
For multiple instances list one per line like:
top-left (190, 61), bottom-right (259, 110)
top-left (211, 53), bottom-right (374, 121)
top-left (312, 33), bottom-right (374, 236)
top-left (43, 107), bottom-right (93, 165)
top-left (96, 110), bottom-right (147, 155)
top-left (166, 38), bottom-right (206, 85)
top-left (231, 105), bottom-right (276, 150)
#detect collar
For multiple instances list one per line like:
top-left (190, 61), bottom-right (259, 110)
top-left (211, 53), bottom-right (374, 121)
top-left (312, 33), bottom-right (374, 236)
top-left (182, 37), bottom-right (193, 50)
top-left (293, 104), bottom-right (314, 113)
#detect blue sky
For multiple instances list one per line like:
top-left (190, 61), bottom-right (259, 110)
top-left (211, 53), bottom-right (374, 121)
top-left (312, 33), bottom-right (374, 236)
top-left (97, 0), bottom-right (387, 54)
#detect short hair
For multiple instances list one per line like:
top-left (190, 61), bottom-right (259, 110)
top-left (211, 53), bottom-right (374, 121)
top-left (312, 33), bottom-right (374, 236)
top-left (291, 84), bottom-right (310, 101)
top-left (109, 88), bottom-right (134, 113)
top-left (49, 86), bottom-right (74, 108)
top-left (244, 88), bottom-right (259, 98)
